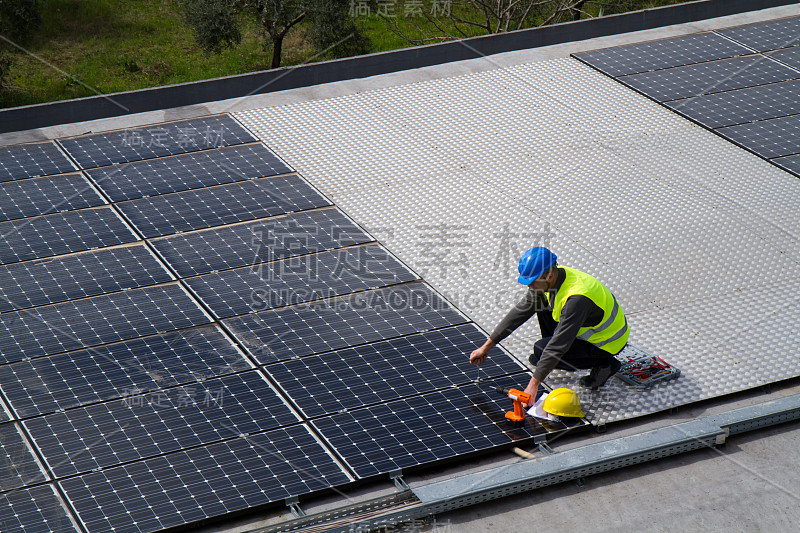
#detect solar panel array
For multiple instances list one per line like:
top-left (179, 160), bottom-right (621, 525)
top-left (573, 16), bottom-right (800, 178)
top-left (0, 115), bottom-right (566, 533)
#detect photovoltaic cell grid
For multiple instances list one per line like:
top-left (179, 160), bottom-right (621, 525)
top-left (0, 423), bottom-right (46, 492)
top-left (0, 484), bottom-right (79, 533)
top-left (0, 244), bottom-right (172, 313)
top-left (0, 142), bottom-right (74, 182)
top-left (0, 326), bottom-right (250, 418)
top-left (773, 154), bottom-right (800, 175)
top-left (85, 143), bottom-right (292, 201)
top-left (0, 284), bottom-right (210, 364)
top-left (185, 244), bottom-right (418, 318)
top-left (0, 173), bottom-right (105, 222)
top-left (716, 114), bottom-right (800, 159)
top-left (617, 55), bottom-right (800, 102)
top-left (58, 115), bottom-right (256, 169)
top-left (25, 370), bottom-right (300, 477)
top-left (717, 16), bottom-right (800, 52)
top-left (665, 80), bottom-right (800, 128)
top-left (116, 175), bottom-right (331, 238)
top-left (266, 323), bottom-right (525, 418)
top-left (767, 46), bottom-right (800, 70)
top-left (151, 207), bottom-right (372, 277)
top-left (312, 375), bottom-right (588, 479)
top-left (572, 32), bottom-right (753, 76)
top-left (0, 207), bottom-right (137, 265)
top-left (225, 282), bottom-right (467, 363)
top-left (60, 425), bottom-right (351, 533)
top-left (0, 112), bottom-right (548, 532)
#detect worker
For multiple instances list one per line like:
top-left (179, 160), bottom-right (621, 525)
top-left (470, 246), bottom-right (629, 404)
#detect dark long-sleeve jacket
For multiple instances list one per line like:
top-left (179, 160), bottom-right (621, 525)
top-left (490, 268), bottom-right (604, 381)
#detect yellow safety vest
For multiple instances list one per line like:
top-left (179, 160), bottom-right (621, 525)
top-left (550, 266), bottom-right (629, 354)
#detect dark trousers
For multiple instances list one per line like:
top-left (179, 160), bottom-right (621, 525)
top-left (528, 311), bottom-right (615, 371)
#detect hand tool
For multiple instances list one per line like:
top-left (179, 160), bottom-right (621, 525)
top-left (496, 387), bottom-right (531, 426)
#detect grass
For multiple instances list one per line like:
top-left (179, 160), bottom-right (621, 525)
top-left (1, 0), bottom-right (688, 109)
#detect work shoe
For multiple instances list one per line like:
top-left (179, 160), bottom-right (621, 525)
top-left (579, 358), bottom-right (622, 390)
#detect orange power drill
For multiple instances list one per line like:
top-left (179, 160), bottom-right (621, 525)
top-left (496, 387), bottom-right (532, 424)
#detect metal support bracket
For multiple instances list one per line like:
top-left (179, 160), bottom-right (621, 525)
top-left (538, 442), bottom-right (555, 455)
top-left (285, 497), bottom-right (305, 518)
top-left (391, 470), bottom-right (410, 491)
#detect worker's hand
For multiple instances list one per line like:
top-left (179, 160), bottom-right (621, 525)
top-left (470, 346), bottom-right (488, 365)
top-left (522, 377), bottom-right (540, 407)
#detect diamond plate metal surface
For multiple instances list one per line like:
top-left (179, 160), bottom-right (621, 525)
top-left (236, 57), bottom-right (800, 424)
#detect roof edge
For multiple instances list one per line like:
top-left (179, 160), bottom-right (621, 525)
top-left (2, 0), bottom-right (794, 134)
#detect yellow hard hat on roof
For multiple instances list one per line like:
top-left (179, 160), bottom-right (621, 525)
top-left (542, 388), bottom-right (584, 418)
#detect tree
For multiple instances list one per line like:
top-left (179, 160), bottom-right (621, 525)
top-left (0, 0), bottom-right (42, 88)
top-left (183, 0), bottom-right (369, 69)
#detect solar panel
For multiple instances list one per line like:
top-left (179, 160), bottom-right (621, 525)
top-left (766, 45), bottom-right (800, 70)
top-left (666, 80), bottom-right (800, 128)
top-left (0, 326), bottom-right (249, 418)
top-left (717, 16), bottom-right (800, 53)
top-left (0, 173), bottom-right (105, 222)
top-left (312, 375), bottom-right (586, 479)
top-left (60, 424), bottom-right (351, 533)
top-left (772, 154), bottom-right (800, 177)
top-left (0, 284), bottom-right (211, 364)
top-left (151, 207), bottom-right (372, 278)
top-left (25, 370), bottom-right (299, 477)
top-left (0, 423), bottom-right (47, 492)
top-left (0, 484), bottom-right (80, 533)
top-left (116, 175), bottom-right (331, 238)
top-left (572, 33), bottom-right (752, 76)
top-left (265, 323), bottom-right (525, 418)
top-left (225, 282), bottom-right (466, 363)
top-left (0, 142), bottom-right (74, 183)
top-left (85, 143), bottom-right (293, 202)
top-left (0, 244), bottom-right (172, 313)
top-left (617, 55), bottom-right (800, 102)
top-left (716, 114), bottom-right (800, 159)
top-left (0, 207), bottom-right (137, 266)
top-left (58, 115), bottom-right (256, 169)
top-left (186, 244), bottom-right (417, 319)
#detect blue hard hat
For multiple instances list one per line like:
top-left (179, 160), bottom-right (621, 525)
top-left (518, 247), bottom-right (557, 285)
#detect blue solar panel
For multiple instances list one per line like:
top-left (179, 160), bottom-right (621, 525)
top-left (666, 80), bottom-right (800, 128)
top-left (58, 115), bottom-right (256, 169)
top-left (225, 282), bottom-right (466, 363)
top-left (266, 324), bottom-right (525, 418)
top-left (25, 370), bottom-right (299, 477)
top-left (60, 425), bottom-right (350, 533)
top-left (0, 173), bottom-right (105, 222)
top-left (0, 326), bottom-right (249, 418)
top-left (0, 423), bottom-right (47, 492)
top-left (186, 244), bottom-right (417, 318)
top-left (0, 284), bottom-right (211, 364)
top-left (151, 207), bottom-right (372, 277)
top-left (312, 375), bottom-right (586, 479)
top-left (766, 45), bottom-right (800, 70)
top-left (772, 154), bottom-right (800, 177)
top-left (617, 55), bottom-right (800, 103)
top-left (716, 114), bottom-right (800, 159)
top-left (0, 142), bottom-right (74, 182)
top-left (0, 207), bottom-right (137, 266)
top-left (717, 16), bottom-right (800, 53)
top-left (573, 33), bottom-right (752, 76)
top-left (117, 176), bottom-right (331, 238)
top-left (0, 484), bottom-right (79, 533)
top-left (85, 143), bottom-right (292, 202)
top-left (0, 244), bottom-right (171, 313)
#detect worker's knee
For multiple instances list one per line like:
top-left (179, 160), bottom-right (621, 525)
top-left (530, 337), bottom-right (549, 365)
